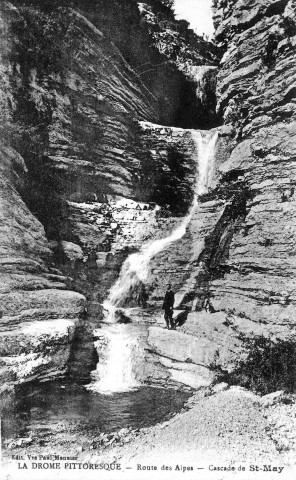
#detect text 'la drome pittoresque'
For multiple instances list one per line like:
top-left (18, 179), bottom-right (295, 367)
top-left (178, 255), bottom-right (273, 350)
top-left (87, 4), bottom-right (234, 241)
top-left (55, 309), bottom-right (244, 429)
top-left (14, 456), bottom-right (285, 474)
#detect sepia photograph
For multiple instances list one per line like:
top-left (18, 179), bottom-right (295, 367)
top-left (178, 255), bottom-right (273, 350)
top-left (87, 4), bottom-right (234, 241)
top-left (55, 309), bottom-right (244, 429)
top-left (0, 0), bottom-right (296, 479)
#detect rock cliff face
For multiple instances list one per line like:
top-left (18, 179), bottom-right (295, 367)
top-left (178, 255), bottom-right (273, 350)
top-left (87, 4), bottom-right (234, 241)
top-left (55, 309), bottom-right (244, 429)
top-left (1, 0), bottom-right (296, 394)
top-left (0, 141), bottom-right (85, 390)
top-left (150, 0), bottom-right (296, 385)
top-left (211, 0), bottom-right (296, 339)
top-left (133, 0), bottom-right (296, 389)
top-left (0, 0), bottom-right (221, 390)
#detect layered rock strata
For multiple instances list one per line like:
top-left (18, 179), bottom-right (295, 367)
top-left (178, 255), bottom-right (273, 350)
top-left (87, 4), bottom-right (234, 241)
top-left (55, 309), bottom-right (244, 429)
top-left (142, 0), bottom-right (296, 387)
top-left (0, 144), bottom-right (85, 391)
top-left (2, 0), bottom-right (295, 393)
top-left (151, 0), bottom-right (296, 383)
top-left (0, 0), bottom-right (222, 391)
top-left (209, 0), bottom-right (296, 338)
top-left (52, 124), bottom-right (230, 320)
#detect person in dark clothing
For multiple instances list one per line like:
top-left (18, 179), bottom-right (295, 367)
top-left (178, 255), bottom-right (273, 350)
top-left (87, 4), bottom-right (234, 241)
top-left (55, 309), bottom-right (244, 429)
top-left (162, 284), bottom-right (175, 329)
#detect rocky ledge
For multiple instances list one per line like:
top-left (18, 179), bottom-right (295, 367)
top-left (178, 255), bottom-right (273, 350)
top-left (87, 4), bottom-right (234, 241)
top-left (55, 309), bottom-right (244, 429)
top-left (0, 143), bottom-right (85, 392)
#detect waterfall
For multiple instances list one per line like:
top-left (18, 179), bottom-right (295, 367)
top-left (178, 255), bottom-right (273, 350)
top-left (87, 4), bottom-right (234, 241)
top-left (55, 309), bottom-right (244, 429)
top-left (103, 130), bottom-right (218, 322)
top-left (195, 130), bottom-right (218, 196)
top-left (87, 130), bottom-right (218, 394)
top-left (86, 325), bottom-right (142, 394)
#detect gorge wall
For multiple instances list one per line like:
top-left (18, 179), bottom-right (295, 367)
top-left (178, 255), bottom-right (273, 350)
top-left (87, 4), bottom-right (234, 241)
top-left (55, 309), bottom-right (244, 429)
top-left (1, 0), bottom-right (296, 393)
top-left (199, 0), bottom-right (296, 353)
top-left (212, 0), bottom-right (296, 340)
top-left (148, 0), bottom-right (296, 388)
top-left (0, 0), bottom-right (221, 390)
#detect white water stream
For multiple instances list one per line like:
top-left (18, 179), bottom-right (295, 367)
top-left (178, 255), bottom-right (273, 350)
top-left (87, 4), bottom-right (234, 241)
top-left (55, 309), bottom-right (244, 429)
top-left (103, 130), bottom-right (218, 322)
top-left (87, 129), bottom-right (218, 394)
top-left (87, 324), bottom-right (144, 394)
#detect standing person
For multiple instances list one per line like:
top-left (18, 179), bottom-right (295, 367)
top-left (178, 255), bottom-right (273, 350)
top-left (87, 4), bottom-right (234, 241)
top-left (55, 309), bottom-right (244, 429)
top-left (162, 284), bottom-right (175, 329)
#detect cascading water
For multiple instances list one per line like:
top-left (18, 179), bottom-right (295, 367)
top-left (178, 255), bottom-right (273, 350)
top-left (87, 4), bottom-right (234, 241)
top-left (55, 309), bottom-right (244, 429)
top-left (87, 129), bottom-right (218, 394)
top-left (103, 129), bottom-right (218, 322)
top-left (195, 130), bottom-right (218, 196)
top-left (86, 325), bottom-right (143, 394)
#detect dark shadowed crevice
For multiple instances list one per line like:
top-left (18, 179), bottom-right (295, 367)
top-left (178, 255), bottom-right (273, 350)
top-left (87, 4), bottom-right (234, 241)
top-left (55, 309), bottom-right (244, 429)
top-left (265, 0), bottom-right (289, 18)
top-left (11, 0), bottom-right (222, 130)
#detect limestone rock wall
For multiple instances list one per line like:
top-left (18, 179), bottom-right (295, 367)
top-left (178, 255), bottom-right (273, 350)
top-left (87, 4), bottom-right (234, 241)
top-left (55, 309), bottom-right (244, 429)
top-left (3, 1), bottom-right (158, 228)
top-left (137, 122), bottom-right (197, 213)
top-left (0, 0), bottom-right (222, 390)
top-left (49, 124), bottom-right (198, 314)
top-left (210, 0), bottom-right (296, 337)
top-left (0, 143), bottom-right (85, 392)
top-left (51, 123), bottom-right (231, 319)
top-left (166, 0), bottom-right (296, 380)
top-left (144, 0), bottom-right (296, 384)
top-left (3, 0), bottom-right (295, 392)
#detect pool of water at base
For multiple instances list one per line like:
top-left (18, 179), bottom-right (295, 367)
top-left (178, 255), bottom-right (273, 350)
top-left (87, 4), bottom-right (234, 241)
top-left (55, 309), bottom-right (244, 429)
top-left (2, 381), bottom-right (191, 440)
